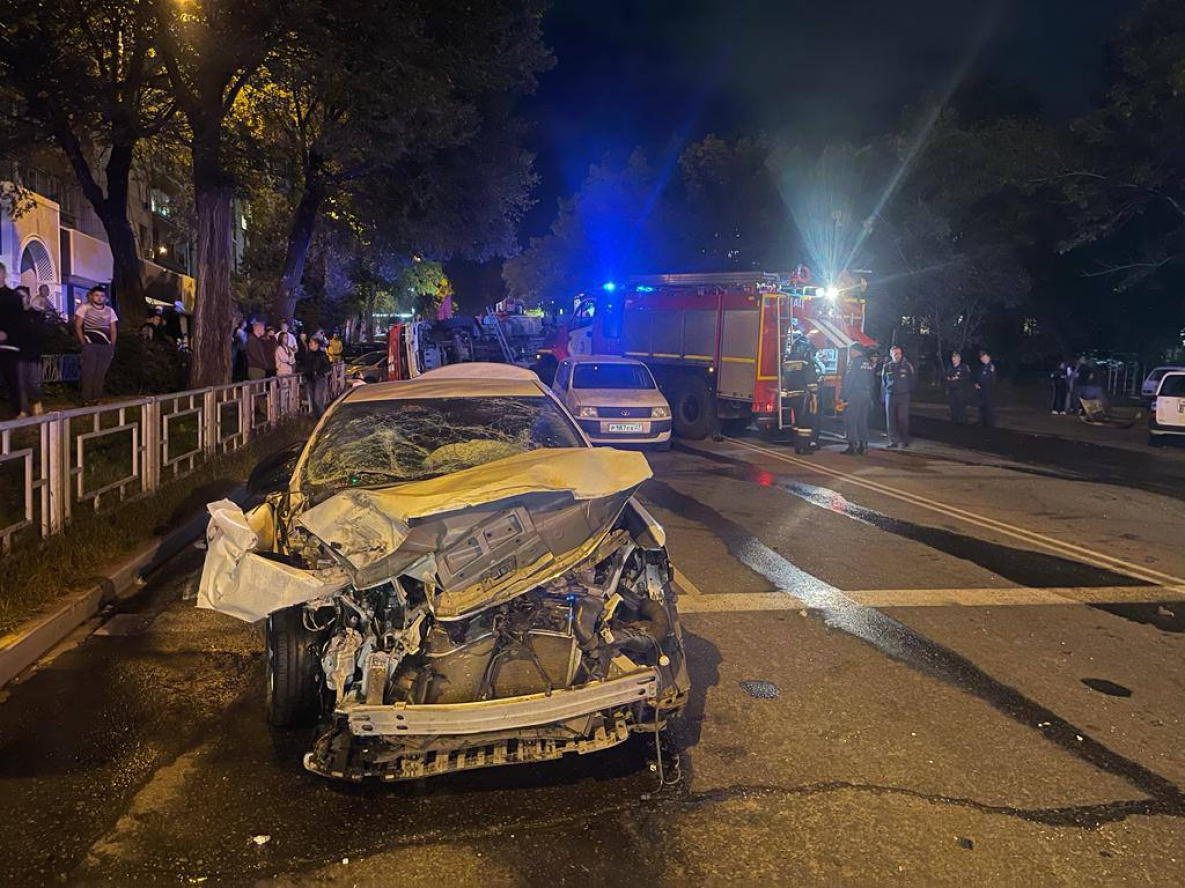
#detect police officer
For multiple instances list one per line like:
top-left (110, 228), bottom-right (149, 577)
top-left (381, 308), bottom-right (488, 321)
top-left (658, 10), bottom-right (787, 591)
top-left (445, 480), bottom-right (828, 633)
top-left (840, 345), bottom-right (875, 454)
top-left (977, 350), bottom-right (998, 427)
top-left (882, 344), bottom-right (915, 448)
top-left (945, 350), bottom-right (973, 423)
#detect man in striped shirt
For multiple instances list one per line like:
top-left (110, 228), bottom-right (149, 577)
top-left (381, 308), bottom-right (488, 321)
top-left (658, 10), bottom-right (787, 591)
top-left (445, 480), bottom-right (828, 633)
top-left (74, 286), bottom-right (119, 405)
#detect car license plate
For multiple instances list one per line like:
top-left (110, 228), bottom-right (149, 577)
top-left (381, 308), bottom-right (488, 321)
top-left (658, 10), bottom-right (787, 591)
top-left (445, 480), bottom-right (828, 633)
top-left (607, 422), bottom-right (644, 433)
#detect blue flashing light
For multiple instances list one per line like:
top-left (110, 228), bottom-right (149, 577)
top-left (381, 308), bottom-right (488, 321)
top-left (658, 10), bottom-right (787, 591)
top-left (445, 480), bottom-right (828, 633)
top-left (635, 285), bottom-right (655, 292)
top-left (602, 281), bottom-right (617, 292)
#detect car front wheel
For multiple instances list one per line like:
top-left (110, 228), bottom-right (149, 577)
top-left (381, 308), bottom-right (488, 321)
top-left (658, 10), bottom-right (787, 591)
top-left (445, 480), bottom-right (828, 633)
top-left (265, 606), bottom-right (326, 728)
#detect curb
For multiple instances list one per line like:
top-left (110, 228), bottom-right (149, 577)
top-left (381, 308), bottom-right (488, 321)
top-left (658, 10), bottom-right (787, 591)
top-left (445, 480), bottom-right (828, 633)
top-left (0, 487), bottom-right (246, 690)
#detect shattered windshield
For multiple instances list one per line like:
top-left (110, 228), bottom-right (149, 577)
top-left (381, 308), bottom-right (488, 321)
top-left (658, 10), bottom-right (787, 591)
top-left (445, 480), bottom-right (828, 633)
top-left (301, 396), bottom-right (584, 499)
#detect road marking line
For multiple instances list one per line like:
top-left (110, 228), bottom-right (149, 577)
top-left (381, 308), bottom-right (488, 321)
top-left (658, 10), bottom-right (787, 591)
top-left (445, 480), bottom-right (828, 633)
top-left (670, 581), bottom-right (1185, 613)
top-left (671, 567), bottom-right (704, 598)
top-left (720, 437), bottom-right (1185, 589)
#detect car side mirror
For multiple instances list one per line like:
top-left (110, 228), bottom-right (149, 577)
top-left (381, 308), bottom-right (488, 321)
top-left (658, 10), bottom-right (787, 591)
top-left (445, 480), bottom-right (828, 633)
top-left (247, 443), bottom-right (303, 496)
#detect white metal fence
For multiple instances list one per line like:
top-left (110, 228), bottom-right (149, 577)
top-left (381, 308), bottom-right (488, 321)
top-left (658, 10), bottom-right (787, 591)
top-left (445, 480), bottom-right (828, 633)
top-left (0, 366), bottom-right (345, 553)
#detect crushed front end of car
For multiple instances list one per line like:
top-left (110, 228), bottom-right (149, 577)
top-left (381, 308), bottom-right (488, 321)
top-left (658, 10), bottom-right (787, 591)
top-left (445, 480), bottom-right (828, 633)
top-left (197, 448), bottom-right (689, 781)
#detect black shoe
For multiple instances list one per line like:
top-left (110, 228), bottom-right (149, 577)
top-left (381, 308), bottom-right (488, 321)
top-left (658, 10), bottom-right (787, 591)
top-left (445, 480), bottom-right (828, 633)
top-left (841, 446), bottom-right (857, 455)
top-left (887, 442), bottom-right (899, 449)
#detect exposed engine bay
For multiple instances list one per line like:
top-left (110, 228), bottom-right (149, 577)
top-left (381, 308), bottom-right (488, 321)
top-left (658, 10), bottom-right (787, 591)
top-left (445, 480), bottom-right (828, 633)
top-left (198, 447), bottom-right (689, 781)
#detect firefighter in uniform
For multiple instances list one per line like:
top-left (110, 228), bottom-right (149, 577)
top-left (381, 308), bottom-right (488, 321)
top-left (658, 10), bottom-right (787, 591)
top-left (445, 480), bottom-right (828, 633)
top-left (945, 350), bottom-right (973, 423)
top-left (782, 329), bottom-right (821, 453)
top-left (840, 345), bottom-right (875, 454)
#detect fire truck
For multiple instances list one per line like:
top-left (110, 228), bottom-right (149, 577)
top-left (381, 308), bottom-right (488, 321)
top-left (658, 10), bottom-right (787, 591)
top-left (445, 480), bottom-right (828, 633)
top-left (548, 270), bottom-right (875, 448)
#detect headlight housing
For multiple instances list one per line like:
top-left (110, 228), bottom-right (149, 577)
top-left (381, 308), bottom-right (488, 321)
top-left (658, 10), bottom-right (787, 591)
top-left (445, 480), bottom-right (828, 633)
top-left (579, 406), bottom-right (599, 418)
top-left (652, 405), bottom-right (671, 419)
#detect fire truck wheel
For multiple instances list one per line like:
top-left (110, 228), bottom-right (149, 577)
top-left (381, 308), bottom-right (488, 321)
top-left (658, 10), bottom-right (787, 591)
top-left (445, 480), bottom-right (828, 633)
top-left (672, 375), bottom-right (717, 440)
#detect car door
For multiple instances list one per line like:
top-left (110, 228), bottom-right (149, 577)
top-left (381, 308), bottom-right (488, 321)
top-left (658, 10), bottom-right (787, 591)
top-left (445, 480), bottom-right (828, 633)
top-left (552, 360), bottom-right (573, 409)
top-left (1155, 372), bottom-right (1185, 429)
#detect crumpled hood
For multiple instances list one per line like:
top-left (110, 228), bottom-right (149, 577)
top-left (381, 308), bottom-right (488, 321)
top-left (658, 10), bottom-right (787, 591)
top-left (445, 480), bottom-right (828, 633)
top-left (198, 448), bottom-right (652, 622)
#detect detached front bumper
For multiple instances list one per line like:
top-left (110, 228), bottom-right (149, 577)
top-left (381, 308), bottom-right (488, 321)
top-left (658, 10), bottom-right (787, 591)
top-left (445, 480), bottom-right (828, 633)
top-left (305, 666), bottom-right (681, 781)
top-left (340, 669), bottom-right (658, 737)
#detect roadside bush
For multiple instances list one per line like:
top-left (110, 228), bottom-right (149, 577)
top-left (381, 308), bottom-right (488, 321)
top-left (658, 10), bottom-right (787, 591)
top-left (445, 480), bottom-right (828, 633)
top-left (107, 336), bottom-right (188, 395)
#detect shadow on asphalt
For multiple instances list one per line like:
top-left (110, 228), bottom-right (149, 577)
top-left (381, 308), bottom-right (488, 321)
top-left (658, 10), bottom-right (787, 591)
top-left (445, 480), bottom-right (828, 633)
top-left (909, 415), bottom-right (1185, 502)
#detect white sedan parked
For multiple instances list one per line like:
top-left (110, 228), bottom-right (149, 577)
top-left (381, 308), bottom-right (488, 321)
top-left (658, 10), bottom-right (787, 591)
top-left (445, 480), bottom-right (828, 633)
top-left (552, 355), bottom-right (672, 449)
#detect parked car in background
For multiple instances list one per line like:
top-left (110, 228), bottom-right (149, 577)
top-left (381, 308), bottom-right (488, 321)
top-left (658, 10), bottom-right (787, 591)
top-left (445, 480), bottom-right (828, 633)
top-left (1141, 365), bottom-right (1185, 403)
top-left (1149, 371), bottom-right (1185, 446)
top-left (345, 350), bottom-right (387, 384)
top-left (552, 355), bottom-right (673, 450)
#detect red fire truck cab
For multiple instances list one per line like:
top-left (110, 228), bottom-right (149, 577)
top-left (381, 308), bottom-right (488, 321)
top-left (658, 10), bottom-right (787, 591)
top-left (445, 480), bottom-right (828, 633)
top-left (558, 271), bottom-right (874, 443)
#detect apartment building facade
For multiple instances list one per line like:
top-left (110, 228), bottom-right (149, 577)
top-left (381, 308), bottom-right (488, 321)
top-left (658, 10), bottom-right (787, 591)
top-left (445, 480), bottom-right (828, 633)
top-left (1, 157), bottom-right (246, 318)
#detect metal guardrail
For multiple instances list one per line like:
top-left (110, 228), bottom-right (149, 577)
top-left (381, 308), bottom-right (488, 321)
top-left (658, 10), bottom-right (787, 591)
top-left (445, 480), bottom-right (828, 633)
top-left (0, 365), bottom-right (345, 553)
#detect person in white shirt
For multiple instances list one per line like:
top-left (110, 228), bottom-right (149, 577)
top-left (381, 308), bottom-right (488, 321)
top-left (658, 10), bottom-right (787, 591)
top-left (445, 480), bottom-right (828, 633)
top-left (275, 337), bottom-right (296, 376)
top-left (74, 287), bottom-right (118, 405)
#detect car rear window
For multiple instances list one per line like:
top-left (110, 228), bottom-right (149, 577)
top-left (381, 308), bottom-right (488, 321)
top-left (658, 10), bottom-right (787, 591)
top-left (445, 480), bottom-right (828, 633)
top-left (572, 363), bottom-right (655, 390)
top-left (1159, 375), bottom-right (1185, 397)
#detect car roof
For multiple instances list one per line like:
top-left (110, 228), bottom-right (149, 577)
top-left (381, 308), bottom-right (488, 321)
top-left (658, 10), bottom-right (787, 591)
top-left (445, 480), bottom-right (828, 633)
top-left (567, 354), bottom-right (648, 365)
top-left (342, 363), bottom-right (547, 402)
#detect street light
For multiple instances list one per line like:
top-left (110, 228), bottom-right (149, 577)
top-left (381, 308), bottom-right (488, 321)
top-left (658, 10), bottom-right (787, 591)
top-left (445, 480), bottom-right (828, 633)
top-left (824, 285), bottom-right (840, 301)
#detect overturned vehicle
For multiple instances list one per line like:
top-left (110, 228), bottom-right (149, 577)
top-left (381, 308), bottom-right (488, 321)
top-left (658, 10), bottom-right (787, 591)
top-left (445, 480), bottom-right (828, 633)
top-left (198, 366), bottom-right (689, 781)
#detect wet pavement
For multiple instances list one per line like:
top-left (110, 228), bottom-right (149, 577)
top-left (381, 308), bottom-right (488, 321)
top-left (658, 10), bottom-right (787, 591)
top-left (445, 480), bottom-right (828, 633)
top-left (2, 434), bottom-right (1184, 886)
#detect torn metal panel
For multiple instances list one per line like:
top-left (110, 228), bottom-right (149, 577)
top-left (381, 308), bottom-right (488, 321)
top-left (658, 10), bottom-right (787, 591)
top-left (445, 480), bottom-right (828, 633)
top-left (196, 499), bottom-right (348, 623)
top-left (296, 448), bottom-right (651, 599)
top-left (298, 447), bottom-right (650, 560)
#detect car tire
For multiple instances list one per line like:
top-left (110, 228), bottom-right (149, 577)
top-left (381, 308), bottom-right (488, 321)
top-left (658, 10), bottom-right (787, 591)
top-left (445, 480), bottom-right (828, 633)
top-left (671, 376), bottom-right (717, 440)
top-left (265, 605), bottom-right (325, 728)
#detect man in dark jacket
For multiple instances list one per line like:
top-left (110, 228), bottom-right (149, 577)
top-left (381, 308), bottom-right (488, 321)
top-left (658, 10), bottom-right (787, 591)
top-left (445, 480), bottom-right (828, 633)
top-left (840, 346), bottom-right (876, 454)
top-left (882, 345), bottom-right (915, 448)
top-left (18, 287), bottom-right (56, 416)
top-left (245, 322), bottom-right (269, 380)
top-left (977, 350), bottom-right (998, 427)
top-left (0, 262), bottom-right (24, 415)
top-left (300, 336), bottom-right (332, 416)
top-left (945, 350), bottom-right (973, 423)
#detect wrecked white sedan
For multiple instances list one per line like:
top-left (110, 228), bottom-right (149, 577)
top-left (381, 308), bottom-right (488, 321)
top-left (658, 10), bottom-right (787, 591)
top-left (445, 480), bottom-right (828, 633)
top-left (197, 365), bottom-right (689, 781)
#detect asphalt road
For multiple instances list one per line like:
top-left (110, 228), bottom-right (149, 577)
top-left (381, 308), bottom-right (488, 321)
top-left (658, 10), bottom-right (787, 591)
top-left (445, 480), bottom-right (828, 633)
top-left (2, 432), bottom-right (1183, 886)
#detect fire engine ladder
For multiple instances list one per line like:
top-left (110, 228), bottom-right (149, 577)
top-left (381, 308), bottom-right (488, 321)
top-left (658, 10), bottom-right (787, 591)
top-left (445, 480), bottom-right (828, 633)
top-left (775, 295), bottom-right (795, 430)
top-left (485, 309), bottom-right (516, 363)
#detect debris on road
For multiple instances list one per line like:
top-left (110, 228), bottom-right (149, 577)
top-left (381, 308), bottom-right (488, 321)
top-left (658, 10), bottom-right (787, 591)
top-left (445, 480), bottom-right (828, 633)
top-left (740, 679), bottom-right (780, 699)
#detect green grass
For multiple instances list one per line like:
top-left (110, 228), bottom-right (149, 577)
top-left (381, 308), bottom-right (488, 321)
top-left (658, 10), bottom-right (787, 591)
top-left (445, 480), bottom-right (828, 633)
top-left (0, 419), bottom-right (313, 635)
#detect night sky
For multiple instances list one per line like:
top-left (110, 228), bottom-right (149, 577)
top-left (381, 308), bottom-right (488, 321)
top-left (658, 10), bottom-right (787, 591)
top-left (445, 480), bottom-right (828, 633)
top-left (522, 0), bottom-right (1137, 237)
top-left (450, 0), bottom-right (1138, 308)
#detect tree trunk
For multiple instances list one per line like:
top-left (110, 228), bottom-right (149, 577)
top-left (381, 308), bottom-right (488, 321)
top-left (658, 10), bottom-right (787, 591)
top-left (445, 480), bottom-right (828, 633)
top-left (50, 130), bottom-right (148, 322)
top-left (103, 216), bottom-right (147, 321)
top-left (100, 143), bottom-right (148, 323)
top-left (190, 176), bottom-right (235, 386)
top-left (270, 178), bottom-right (325, 322)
